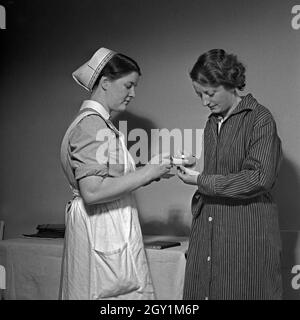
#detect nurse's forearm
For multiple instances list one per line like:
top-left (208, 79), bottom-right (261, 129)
top-left (78, 168), bottom-right (152, 205)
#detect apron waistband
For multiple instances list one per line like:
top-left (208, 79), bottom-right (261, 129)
top-left (70, 186), bottom-right (80, 199)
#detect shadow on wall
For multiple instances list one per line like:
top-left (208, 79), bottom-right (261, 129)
top-left (112, 110), bottom-right (157, 166)
top-left (112, 110), bottom-right (191, 236)
top-left (275, 155), bottom-right (300, 299)
top-left (276, 156), bottom-right (300, 230)
top-left (140, 208), bottom-right (190, 237)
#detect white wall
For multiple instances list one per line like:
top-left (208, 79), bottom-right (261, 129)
top-left (0, 0), bottom-right (300, 240)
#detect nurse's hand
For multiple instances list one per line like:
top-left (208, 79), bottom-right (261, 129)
top-left (176, 165), bottom-right (199, 185)
top-left (143, 153), bottom-right (172, 183)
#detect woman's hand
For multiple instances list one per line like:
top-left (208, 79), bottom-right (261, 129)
top-left (142, 153), bottom-right (172, 183)
top-left (176, 165), bottom-right (199, 185)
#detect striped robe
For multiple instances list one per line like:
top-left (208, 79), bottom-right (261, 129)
top-left (183, 94), bottom-right (283, 300)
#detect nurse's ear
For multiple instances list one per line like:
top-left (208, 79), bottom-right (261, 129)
top-left (99, 76), bottom-right (111, 91)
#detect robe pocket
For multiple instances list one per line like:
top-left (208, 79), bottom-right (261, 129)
top-left (191, 190), bottom-right (204, 218)
top-left (93, 243), bottom-right (140, 299)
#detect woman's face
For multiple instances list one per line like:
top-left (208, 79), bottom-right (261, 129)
top-left (192, 81), bottom-right (237, 118)
top-left (105, 71), bottom-right (139, 113)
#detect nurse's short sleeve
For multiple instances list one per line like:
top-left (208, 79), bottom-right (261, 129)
top-left (69, 114), bottom-right (113, 181)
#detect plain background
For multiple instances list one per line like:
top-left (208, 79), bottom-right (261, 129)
top-left (0, 0), bottom-right (299, 241)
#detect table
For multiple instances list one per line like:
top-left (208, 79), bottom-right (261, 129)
top-left (0, 235), bottom-right (188, 300)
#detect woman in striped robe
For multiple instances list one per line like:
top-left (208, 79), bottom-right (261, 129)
top-left (177, 49), bottom-right (282, 300)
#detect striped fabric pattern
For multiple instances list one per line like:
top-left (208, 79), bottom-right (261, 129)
top-left (183, 94), bottom-right (283, 300)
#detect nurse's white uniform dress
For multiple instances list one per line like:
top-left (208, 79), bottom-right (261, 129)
top-left (60, 100), bottom-right (155, 300)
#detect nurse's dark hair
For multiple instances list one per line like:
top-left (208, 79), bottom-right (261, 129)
top-left (93, 53), bottom-right (141, 88)
top-left (189, 49), bottom-right (246, 91)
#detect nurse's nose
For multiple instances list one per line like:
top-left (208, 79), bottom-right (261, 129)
top-left (129, 86), bottom-right (135, 98)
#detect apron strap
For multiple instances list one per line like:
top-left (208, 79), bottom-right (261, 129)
top-left (61, 106), bottom-right (136, 196)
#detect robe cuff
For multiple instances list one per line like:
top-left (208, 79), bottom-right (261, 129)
top-left (197, 174), bottom-right (217, 196)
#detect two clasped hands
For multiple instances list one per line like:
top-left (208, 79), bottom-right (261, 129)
top-left (141, 152), bottom-right (199, 186)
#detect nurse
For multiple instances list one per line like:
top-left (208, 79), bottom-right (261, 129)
top-left (60, 47), bottom-right (171, 300)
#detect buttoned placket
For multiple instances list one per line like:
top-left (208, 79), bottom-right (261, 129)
top-left (205, 214), bottom-right (214, 300)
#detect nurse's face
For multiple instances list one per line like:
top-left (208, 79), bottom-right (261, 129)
top-left (106, 71), bottom-right (139, 113)
top-left (192, 81), bottom-right (236, 118)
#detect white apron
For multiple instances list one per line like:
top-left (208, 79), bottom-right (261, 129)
top-left (59, 105), bottom-right (155, 300)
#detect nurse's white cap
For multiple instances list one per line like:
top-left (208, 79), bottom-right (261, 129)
top-left (72, 47), bottom-right (116, 91)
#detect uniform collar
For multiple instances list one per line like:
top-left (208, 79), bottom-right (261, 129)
top-left (80, 100), bottom-right (110, 120)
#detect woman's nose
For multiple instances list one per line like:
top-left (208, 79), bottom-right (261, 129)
top-left (202, 95), bottom-right (210, 106)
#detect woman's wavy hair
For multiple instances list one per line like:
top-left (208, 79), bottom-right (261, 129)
top-left (189, 49), bottom-right (246, 91)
